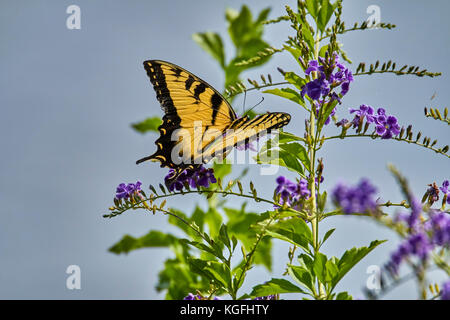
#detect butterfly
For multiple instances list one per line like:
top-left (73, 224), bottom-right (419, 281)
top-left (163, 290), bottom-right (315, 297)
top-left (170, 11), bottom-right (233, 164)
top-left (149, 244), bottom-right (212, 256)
top-left (136, 60), bottom-right (291, 186)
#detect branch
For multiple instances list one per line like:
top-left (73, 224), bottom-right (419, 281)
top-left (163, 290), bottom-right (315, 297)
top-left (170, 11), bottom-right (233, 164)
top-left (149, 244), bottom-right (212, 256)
top-left (424, 107), bottom-right (450, 125)
top-left (104, 185), bottom-right (306, 219)
top-left (320, 21), bottom-right (397, 41)
top-left (354, 61), bottom-right (442, 78)
top-left (323, 132), bottom-right (449, 159)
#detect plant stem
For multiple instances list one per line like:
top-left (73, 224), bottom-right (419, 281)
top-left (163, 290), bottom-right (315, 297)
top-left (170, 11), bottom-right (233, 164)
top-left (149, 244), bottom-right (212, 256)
top-left (310, 27), bottom-right (325, 299)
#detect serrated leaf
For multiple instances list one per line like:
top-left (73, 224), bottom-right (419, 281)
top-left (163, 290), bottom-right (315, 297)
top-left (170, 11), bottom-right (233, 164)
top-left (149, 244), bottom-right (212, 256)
top-left (287, 265), bottom-right (315, 293)
top-left (332, 240), bottom-right (386, 289)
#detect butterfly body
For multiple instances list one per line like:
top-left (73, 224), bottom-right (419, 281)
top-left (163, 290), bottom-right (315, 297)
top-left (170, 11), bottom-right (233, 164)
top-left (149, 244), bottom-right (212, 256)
top-left (137, 60), bottom-right (291, 185)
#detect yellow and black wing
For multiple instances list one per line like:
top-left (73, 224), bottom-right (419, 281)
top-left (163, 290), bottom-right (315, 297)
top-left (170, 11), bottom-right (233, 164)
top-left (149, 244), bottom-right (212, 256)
top-left (136, 60), bottom-right (291, 184)
top-left (137, 60), bottom-right (236, 169)
top-left (201, 112), bottom-right (291, 163)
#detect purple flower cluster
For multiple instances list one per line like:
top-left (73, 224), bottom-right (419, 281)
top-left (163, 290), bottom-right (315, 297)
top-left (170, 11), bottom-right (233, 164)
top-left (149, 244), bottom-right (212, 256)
top-left (439, 180), bottom-right (450, 204)
top-left (387, 196), bottom-right (450, 276)
top-left (331, 179), bottom-right (378, 214)
top-left (115, 181), bottom-right (142, 199)
top-left (441, 281), bottom-right (450, 300)
top-left (386, 232), bottom-right (433, 275)
top-left (165, 165), bottom-right (217, 192)
top-left (253, 295), bottom-right (277, 300)
top-left (275, 176), bottom-right (311, 208)
top-left (183, 293), bottom-right (221, 300)
top-left (301, 53), bottom-right (353, 101)
top-left (426, 211), bottom-right (450, 246)
top-left (301, 53), bottom-right (353, 126)
top-left (347, 105), bottom-right (401, 139)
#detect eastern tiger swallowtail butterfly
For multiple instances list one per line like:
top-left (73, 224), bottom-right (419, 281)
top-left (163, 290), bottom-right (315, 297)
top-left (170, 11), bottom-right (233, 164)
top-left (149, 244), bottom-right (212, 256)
top-left (136, 60), bottom-right (291, 186)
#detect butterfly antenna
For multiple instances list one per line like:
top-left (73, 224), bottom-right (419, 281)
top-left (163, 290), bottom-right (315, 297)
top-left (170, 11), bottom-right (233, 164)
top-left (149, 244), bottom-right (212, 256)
top-left (243, 97), bottom-right (264, 117)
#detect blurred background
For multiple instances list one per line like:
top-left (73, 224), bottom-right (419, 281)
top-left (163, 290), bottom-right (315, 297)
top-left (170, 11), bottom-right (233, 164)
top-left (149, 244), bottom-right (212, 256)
top-left (0, 0), bottom-right (448, 299)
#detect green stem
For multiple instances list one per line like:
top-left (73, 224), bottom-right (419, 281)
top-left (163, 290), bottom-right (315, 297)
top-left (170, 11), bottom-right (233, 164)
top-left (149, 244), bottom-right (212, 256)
top-left (310, 27), bottom-right (325, 299)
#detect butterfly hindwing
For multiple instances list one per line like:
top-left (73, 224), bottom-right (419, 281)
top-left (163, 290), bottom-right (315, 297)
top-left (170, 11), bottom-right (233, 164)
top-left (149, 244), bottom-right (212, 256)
top-left (200, 112), bottom-right (291, 163)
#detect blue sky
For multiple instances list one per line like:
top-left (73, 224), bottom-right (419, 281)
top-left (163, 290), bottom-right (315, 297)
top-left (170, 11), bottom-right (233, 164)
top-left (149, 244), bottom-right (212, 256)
top-left (0, 0), bottom-right (448, 299)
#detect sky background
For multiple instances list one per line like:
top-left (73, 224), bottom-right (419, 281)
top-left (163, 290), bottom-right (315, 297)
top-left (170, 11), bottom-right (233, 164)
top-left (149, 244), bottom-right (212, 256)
top-left (0, 0), bottom-right (448, 299)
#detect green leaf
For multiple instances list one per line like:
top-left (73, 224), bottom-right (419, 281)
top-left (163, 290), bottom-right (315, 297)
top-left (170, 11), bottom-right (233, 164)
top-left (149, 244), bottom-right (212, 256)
top-left (131, 117), bottom-right (161, 134)
top-left (265, 218), bottom-right (313, 251)
top-left (227, 5), bottom-right (253, 48)
top-left (218, 224), bottom-right (231, 250)
top-left (255, 7), bottom-right (271, 25)
top-left (204, 261), bottom-right (232, 289)
top-left (277, 131), bottom-right (303, 144)
top-left (263, 88), bottom-right (305, 106)
top-left (225, 206), bottom-right (273, 271)
top-left (318, 98), bottom-right (339, 130)
top-left (305, 0), bottom-right (320, 18)
top-left (287, 265), bottom-right (315, 293)
top-left (250, 278), bottom-right (307, 297)
top-left (317, 0), bottom-right (334, 32)
top-left (336, 291), bottom-right (353, 300)
top-left (313, 252), bottom-right (328, 284)
top-left (256, 149), bottom-right (305, 175)
top-left (212, 162), bottom-right (232, 179)
top-left (301, 23), bottom-right (315, 51)
top-left (109, 231), bottom-right (177, 254)
top-left (324, 257), bottom-right (340, 283)
top-left (183, 239), bottom-right (219, 258)
top-left (204, 207), bottom-right (223, 238)
top-left (320, 228), bottom-right (335, 247)
top-left (279, 142), bottom-right (310, 170)
top-left (192, 32), bottom-right (226, 68)
top-left (332, 240), bottom-right (386, 289)
top-left (284, 71), bottom-right (306, 90)
top-left (283, 45), bottom-right (304, 67)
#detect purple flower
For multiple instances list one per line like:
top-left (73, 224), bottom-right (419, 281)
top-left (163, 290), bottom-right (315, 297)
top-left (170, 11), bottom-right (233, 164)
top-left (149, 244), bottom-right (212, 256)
top-left (165, 165), bottom-right (217, 192)
top-left (183, 293), bottom-right (221, 300)
top-left (115, 181), bottom-right (142, 199)
top-left (386, 232), bottom-right (433, 275)
top-left (305, 60), bottom-right (324, 75)
top-left (301, 52), bottom-right (353, 102)
top-left (375, 115), bottom-right (401, 139)
top-left (336, 118), bottom-right (349, 127)
top-left (236, 141), bottom-right (257, 151)
top-left (406, 197), bottom-right (423, 232)
top-left (428, 211), bottom-right (450, 246)
top-left (441, 281), bottom-right (450, 300)
top-left (439, 180), bottom-right (450, 204)
top-left (349, 104), bottom-right (376, 128)
top-left (253, 295), bottom-right (277, 300)
top-left (183, 293), bottom-right (199, 300)
top-left (332, 178), bottom-right (378, 214)
top-left (275, 176), bottom-right (310, 208)
top-left (301, 75), bottom-right (330, 100)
